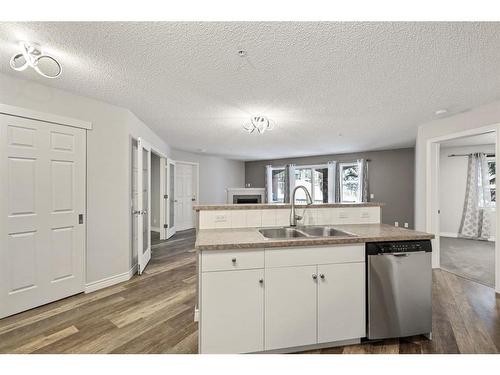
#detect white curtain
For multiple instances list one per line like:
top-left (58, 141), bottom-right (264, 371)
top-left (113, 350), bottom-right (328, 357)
top-left (328, 161), bottom-right (340, 203)
top-left (458, 153), bottom-right (491, 240)
top-left (357, 159), bottom-right (369, 202)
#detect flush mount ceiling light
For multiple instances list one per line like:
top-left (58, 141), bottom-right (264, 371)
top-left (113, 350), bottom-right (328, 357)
top-left (10, 41), bottom-right (62, 79)
top-left (434, 108), bottom-right (448, 116)
top-left (243, 116), bottom-right (274, 134)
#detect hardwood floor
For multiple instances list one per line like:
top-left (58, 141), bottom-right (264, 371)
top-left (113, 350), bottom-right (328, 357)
top-left (0, 229), bottom-right (499, 354)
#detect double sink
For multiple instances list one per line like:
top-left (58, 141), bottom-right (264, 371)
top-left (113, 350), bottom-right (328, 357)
top-left (258, 226), bottom-right (356, 239)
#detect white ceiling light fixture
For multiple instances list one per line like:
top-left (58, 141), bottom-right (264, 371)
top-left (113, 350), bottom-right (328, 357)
top-left (434, 108), bottom-right (448, 116)
top-left (243, 116), bottom-right (274, 134)
top-left (10, 41), bottom-right (62, 79)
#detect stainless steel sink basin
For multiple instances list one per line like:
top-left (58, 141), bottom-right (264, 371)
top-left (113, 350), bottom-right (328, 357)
top-left (258, 226), bottom-right (356, 239)
top-left (297, 226), bottom-right (355, 237)
top-left (259, 227), bottom-right (307, 239)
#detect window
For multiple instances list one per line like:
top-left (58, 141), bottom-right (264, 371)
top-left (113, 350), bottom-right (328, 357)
top-left (294, 167), bottom-right (328, 203)
top-left (488, 157), bottom-right (496, 205)
top-left (268, 165), bottom-right (330, 204)
top-left (340, 162), bottom-right (360, 203)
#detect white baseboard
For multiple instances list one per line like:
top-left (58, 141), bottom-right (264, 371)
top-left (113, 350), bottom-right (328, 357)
top-left (85, 264), bottom-right (137, 293)
top-left (194, 308), bottom-right (199, 322)
top-left (440, 232), bottom-right (458, 238)
top-left (440, 232), bottom-right (495, 242)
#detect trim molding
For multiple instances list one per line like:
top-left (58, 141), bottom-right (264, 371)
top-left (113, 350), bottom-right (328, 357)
top-left (151, 226), bottom-right (161, 233)
top-left (0, 103), bottom-right (92, 130)
top-left (84, 264), bottom-right (137, 293)
top-left (193, 308), bottom-right (199, 322)
top-left (440, 232), bottom-right (495, 242)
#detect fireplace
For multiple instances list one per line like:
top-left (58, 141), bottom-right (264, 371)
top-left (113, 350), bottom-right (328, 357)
top-left (233, 195), bottom-right (262, 204)
top-left (226, 188), bottom-right (266, 204)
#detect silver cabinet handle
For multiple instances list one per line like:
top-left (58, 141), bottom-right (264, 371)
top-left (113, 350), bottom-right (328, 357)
top-left (312, 274), bottom-right (317, 280)
top-left (259, 278), bottom-right (264, 284)
top-left (320, 274), bottom-right (325, 279)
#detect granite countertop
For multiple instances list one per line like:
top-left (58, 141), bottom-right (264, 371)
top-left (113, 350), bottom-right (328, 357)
top-left (194, 202), bottom-right (384, 211)
top-left (195, 224), bottom-right (434, 251)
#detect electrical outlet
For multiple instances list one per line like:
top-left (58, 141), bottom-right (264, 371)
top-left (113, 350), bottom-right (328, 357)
top-left (404, 222), bottom-right (409, 228)
top-left (215, 214), bottom-right (228, 223)
top-left (394, 221), bottom-right (399, 227)
top-left (370, 193), bottom-right (374, 199)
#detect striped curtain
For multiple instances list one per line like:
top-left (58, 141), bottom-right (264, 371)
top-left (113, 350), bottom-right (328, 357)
top-left (264, 165), bottom-right (272, 203)
top-left (283, 164), bottom-right (296, 203)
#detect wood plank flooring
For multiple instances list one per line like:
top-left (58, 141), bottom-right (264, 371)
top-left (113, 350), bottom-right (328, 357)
top-left (1, 229), bottom-right (499, 354)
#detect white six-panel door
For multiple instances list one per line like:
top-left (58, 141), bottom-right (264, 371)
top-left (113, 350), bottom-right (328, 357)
top-left (0, 114), bottom-right (86, 319)
top-left (175, 162), bottom-right (196, 231)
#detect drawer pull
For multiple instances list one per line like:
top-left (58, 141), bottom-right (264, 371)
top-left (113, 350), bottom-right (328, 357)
top-left (320, 274), bottom-right (325, 279)
top-left (259, 278), bottom-right (264, 284)
top-left (312, 274), bottom-right (317, 280)
top-left (231, 258), bottom-right (237, 263)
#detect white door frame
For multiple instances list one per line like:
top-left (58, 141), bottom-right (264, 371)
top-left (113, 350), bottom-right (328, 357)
top-left (426, 124), bottom-right (500, 293)
top-left (174, 160), bottom-right (200, 231)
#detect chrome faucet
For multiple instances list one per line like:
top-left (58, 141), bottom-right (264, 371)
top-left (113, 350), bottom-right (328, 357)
top-left (290, 185), bottom-right (313, 226)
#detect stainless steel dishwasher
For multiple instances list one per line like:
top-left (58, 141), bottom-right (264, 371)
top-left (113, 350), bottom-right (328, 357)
top-left (366, 240), bottom-right (432, 340)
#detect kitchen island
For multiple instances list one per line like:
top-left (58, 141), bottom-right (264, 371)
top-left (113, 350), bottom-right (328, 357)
top-left (194, 203), bottom-right (434, 354)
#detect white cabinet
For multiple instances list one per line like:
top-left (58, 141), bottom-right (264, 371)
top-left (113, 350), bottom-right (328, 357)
top-left (317, 262), bottom-right (365, 343)
top-left (199, 244), bottom-right (366, 353)
top-left (264, 265), bottom-right (317, 351)
top-left (200, 268), bottom-right (264, 353)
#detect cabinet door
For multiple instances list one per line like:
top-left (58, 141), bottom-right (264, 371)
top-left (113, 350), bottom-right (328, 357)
top-left (317, 262), bottom-right (365, 343)
top-left (201, 269), bottom-right (264, 353)
top-left (265, 265), bottom-right (317, 351)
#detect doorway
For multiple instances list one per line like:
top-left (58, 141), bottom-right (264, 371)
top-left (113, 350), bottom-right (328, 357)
top-left (175, 161), bottom-right (199, 232)
top-left (427, 126), bottom-right (499, 293)
top-left (151, 152), bottom-right (161, 245)
top-left (438, 133), bottom-right (496, 287)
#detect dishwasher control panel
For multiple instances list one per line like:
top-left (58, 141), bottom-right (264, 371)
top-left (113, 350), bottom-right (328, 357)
top-left (366, 240), bottom-right (432, 255)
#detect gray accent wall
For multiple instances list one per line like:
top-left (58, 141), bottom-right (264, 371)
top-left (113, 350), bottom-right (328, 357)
top-left (245, 148), bottom-right (415, 228)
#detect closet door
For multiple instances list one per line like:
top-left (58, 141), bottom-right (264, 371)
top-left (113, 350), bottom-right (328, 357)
top-left (0, 114), bottom-right (86, 318)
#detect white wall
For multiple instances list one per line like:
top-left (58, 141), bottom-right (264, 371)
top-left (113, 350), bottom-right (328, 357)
top-left (0, 73), bottom-right (170, 285)
top-left (439, 144), bottom-right (496, 238)
top-left (170, 149), bottom-right (245, 204)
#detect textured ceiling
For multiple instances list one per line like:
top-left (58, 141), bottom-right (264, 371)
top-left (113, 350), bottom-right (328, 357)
top-left (1, 22), bottom-right (500, 160)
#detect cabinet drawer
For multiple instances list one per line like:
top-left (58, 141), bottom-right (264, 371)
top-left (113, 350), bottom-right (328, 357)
top-left (265, 244), bottom-right (364, 268)
top-left (201, 249), bottom-right (264, 272)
